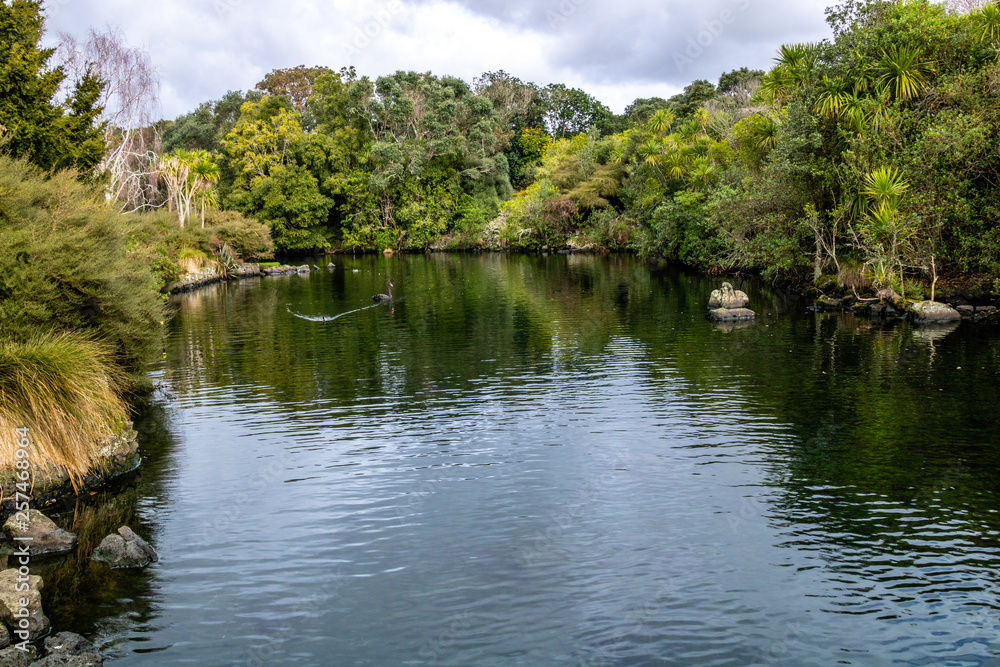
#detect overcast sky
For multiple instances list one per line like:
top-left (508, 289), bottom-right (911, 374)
top-left (42, 0), bottom-right (834, 120)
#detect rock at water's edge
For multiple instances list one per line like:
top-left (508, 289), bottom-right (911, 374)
top-left (708, 308), bottom-right (756, 322)
top-left (92, 526), bottom-right (158, 569)
top-left (909, 300), bottom-right (961, 323)
top-left (37, 631), bottom-right (103, 666)
top-left (2, 510), bottom-right (76, 556)
top-left (709, 283), bottom-right (750, 310)
top-left (0, 644), bottom-right (36, 666)
top-left (0, 569), bottom-right (49, 642)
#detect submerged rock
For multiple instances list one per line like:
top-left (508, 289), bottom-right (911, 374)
top-left (91, 527), bottom-right (158, 569)
top-left (2, 511), bottom-right (76, 557)
top-left (909, 300), bottom-right (961, 323)
top-left (0, 569), bottom-right (49, 642)
top-left (709, 282), bottom-right (749, 310)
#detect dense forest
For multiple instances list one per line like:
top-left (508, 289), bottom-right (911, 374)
top-left (150, 0), bottom-right (1000, 300)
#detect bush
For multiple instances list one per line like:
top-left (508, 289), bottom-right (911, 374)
top-left (204, 210), bottom-right (274, 260)
top-left (0, 156), bottom-right (166, 374)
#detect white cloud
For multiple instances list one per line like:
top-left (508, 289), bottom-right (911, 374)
top-left (41, 0), bottom-right (835, 119)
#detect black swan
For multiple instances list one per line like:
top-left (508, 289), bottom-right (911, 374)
top-left (373, 282), bottom-right (393, 302)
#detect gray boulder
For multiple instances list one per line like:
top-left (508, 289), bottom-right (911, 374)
top-left (2, 511), bottom-right (76, 557)
top-left (0, 569), bottom-right (48, 642)
top-left (708, 308), bottom-right (756, 322)
top-left (909, 300), bottom-right (961, 323)
top-left (0, 645), bottom-right (35, 666)
top-left (709, 283), bottom-right (750, 310)
top-left (91, 527), bottom-right (157, 570)
top-left (36, 632), bottom-right (102, 666)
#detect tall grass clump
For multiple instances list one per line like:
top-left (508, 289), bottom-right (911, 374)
top-left (0, 332), bottom-right (128, 486)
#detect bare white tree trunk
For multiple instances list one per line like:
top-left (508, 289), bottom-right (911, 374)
top-left (58, 27), bottom-right (162, 211)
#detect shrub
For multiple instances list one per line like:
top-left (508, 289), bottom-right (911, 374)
top-left (0, 156), bottom-right (165, 374)
top-left (204, 210), bottom-right (274, 260)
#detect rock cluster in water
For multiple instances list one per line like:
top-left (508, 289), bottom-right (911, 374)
top-left (707, 283), bottom-right (755, 321)
top-left (0, 514), bottom-right (153, 663)
top-left (91, 526), bottom-right (158, 569)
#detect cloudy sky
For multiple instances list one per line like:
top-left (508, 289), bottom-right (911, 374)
top-left (43, 0), bottom-right (834, 120)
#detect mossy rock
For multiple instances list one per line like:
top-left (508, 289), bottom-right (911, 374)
top-left (814, 274), bottom-right (838, 290)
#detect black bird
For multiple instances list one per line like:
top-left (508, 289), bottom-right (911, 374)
top-left (373, 282), bottom-right (393, 302)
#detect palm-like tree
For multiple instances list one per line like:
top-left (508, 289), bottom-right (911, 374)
top-left (693, 108), bottom-right (710, 131)
top-left (758, 66), bottom-right (795, 109)
top-left (816, 75), bottom-right (850, 118)
top-left (862, 166), bottom-right (909, 206)
top-left (689, 157), bottom-right (716, 188)
top-left (975, 3), bottom-right (1000, 42)
top-left (648, 109), bottom-right (674, 136)
top-left (159, 150), bottom-right (198, 228)
top-left (638, 139), bottom-right (663, 166)
top-left (753, 116), bottom-right (780, 151)
top-left (691, 136), bottom-right (713, 158)
top-left (877, 45), bottom-right (933, 101)
top-left (677, 119), bottom-right (700, 141)
top-left (190, 151), bottom-right (221, 228)
top-left (776, 43), bottom-right (819, 86)
top-left (663, 152), bottom-right (687, 180)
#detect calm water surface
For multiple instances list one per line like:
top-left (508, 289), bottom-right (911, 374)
top-left (36, 254), bottom-right (1000, 665)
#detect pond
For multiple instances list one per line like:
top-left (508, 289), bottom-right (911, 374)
top-left (34, 253), bottom-right (1000, 665)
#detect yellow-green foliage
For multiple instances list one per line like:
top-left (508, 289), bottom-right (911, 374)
top-left (519, 127), bottom-right (553, 162)
top-left (0, 155), bottom-right (166, 373)
top-left (534, 132), bottom-right (625, 209)
top-left (0, 332), bottom-right (128, 484)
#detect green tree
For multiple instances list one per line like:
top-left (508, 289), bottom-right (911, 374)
top-left (256, 65), bottom-right (330, 113)
top-left (540, 84), bottom-right (613, 139)
top-left (0, 0), bottom-right (105, 171)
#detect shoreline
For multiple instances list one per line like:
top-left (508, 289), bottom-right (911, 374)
top-left (166, 248), bottom-right (1000, 317)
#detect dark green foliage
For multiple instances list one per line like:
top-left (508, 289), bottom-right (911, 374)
top-left (0, 0), bottom-right (106, 172)
top-left (624, 97), bottom-right (671, 125)
top-left (718, 68), bottom-right (765, 96)
top-left (540, 83), bottom-right (614, 138)
top-left (667, 80), bottom-right (718, 122)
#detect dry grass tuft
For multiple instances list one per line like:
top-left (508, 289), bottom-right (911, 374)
top-left (838, 261), bottom-right (873, 292)
top-left (0, 332), bottom-right (128, 487)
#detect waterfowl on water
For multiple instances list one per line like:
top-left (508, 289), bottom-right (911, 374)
top-left (373, 282), bottom-right (393, 302)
